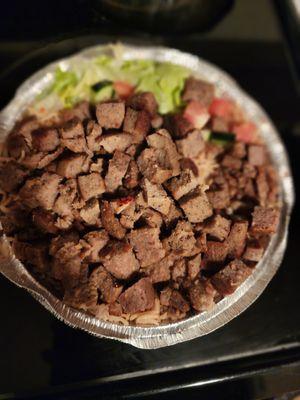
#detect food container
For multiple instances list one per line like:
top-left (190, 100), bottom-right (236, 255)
top-left (0, 44), bottom-right (294, 349)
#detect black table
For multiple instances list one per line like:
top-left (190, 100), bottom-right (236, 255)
top-left (0, 2), bottom-right (299, 399)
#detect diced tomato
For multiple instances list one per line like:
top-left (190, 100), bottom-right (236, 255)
top-left (209, 98), bottom-right (234, 120)
top-left (183, 101), bottom-right (210, 129)
top-left (232, 122), bottom-right (257, 143)
top-left (113, 81), bottom-right (134, 100)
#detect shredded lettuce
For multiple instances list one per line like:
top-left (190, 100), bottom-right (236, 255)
top-left (35, 57), bottom-right (191, 114)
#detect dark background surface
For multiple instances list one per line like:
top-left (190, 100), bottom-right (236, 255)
top-left (0, 1), bottom-right (300, 399)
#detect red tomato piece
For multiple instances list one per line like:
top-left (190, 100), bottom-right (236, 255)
top-left (183, 101), bottom-right (210, 129)
top-left (232, 122), bottom-right (257, 143)
top-left (209, 98), bottom-right (234, 119)
top-left (113, 81), bottom-right (134, 99)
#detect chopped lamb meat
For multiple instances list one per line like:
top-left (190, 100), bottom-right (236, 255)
top-left (123, 107), bottom-right (150, 143)
top-left (248, 145), bottom-right (266, 166)
top-left (90, 158), bottom-right (103, 174)
top-left (100, 200), bottom-right (126, 240)
top-left (19, 173), bottom-right (61, 210)
top-left (59, 117), bottom-right (87, 153)
top-left (141, 208), bottom-right (163, 228)
top-left (179, 187), bottom-right (213, 223)
top-left (230, 142), bottom-right (246, 159)
top-left (256, 167), bottom-right (269, 207)
top-left (31, 128), bottom-right (60, 152)
top-left (127, 92), bottom-right (158, 117)
top-left (13, 240), bottom-right (48, 271)
top-left (210, 116), bottom-right (228, 132)
top-left (164, 170), bottom-right (198, 200)
top-left (124, 160), bottom-right (139, 189)
top-left (79, 198), bottom-right (101, 226)
top-left (137, 147), bottom-right (172, 184)
top-left (207, 187), bottom-right (230, 210)
top-left (141, 178), bottom-right (171, 216)
top-left (0, 161), bottom-right (28, 192)
top-left (187, 253), bottom-right (201, 280)
top-left (91, 266), bottom-right (123, 303)
top-left (166, 113), bottom-right (193, 139)
top-left (222, 155), bottom-right (242, 171)
top-left (196, 232), bottom-right (207, 253)
top-left (251, 206), bottom-right (280, 234)
top-left (182, 77), bottom-right (214, 106)
top-left (206, 240), bottom-right (229, 262)
top-left (96, 101), bottom-right (125, 129)
top-left (171, 258), bottom-right (186, 283)
top-left (85, 120), bottom-right (102, 152)
top-left (119, 277), bottom-right (155, 314)
top-left (2, 75), bottom-right (280, 325)
top-left (203, 215), bottom-right (231, 241)
top-left (78, 172), bottom-right (105, 201)
top-left (60, 101), bottom-right (91, 122)
top-left (128, 226), bottom-right (165, 267)
top-left (148, 254), bottom-right (175, 283)
top-left (53, 178), bottom-right (77, 217)
top-left (189, 280), bottom-right (216, 312)
top-left (105, 150), bottom-right (131, 192)
top-left (98, 132), bottom-right (132, 153)
top-left (56, 154), bottom-right (90, 178)
top-left (176, 130), bottom-right (205, 158)
top-left (81, 230), bottom-right (109, 262)
top-left (100, 241), bottom-right (139, 280)
top-left (243, 244), bottom-right (264, 262)
top-left (166, 220), bottom-right (197, 257)
top-left (169, 290), bottom-right (190, 313)
top-left (32, 209), bottom-right (59, 234)
top-left (211, 259), bottom-right (252, 295)
top-left (147, 129), bottom-right (180, 177)
top-left (227, 221), bottom-right (248, 258)
top-left (162, 200), bottom-right (183, 229)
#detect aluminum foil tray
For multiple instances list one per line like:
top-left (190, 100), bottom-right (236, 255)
top-left (0, 44), bottom-right (294, 349)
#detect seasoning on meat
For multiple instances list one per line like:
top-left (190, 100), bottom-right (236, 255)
top-left (124, 160), bottom-right (139, 189)
top-left (81, 230), bottom-right (109, 262)
top-left (79, 198), bottom-right (101, 226)
top-left (243, 244), bottom-right (264, 262)
top-left (206, 240), bottom-right (229, 262)
top-left (96, 101), bottom-right (125, 129)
